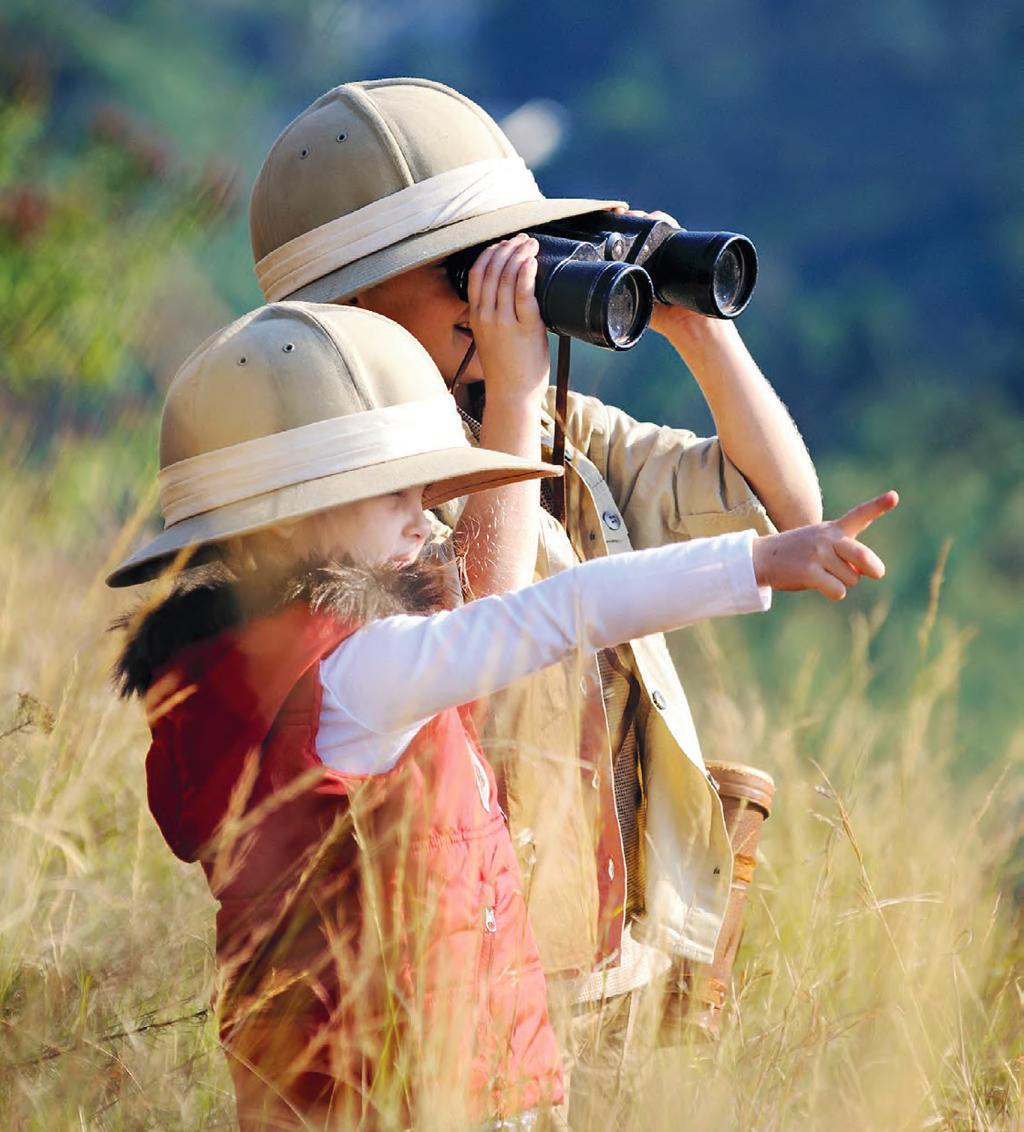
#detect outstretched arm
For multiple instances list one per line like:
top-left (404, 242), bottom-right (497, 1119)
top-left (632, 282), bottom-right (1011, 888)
top-left (322, 529), bottom-right (769, 742)
top-left (322, 491), bottom-right (898, 744)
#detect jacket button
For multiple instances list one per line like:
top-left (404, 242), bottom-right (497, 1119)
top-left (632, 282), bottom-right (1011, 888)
top-left (602, 510), bottom-right (622, 531)
top-left (652, 690), bottom-right (667, 709)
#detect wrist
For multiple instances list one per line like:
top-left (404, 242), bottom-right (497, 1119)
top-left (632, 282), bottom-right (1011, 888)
top-left (661, 313), bottom-right (741, 360)
top-left (751, 535), bottom-right (771, 588)
top-left (479, 395), bottom-right (543, 460)
top-left (480, 382), bottom-right (548, 415)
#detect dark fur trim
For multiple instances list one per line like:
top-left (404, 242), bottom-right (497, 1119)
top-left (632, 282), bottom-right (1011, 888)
top-left (112, 557), bottom-right (453, 700)
top-left (282, 558), bottom-right (453, 623)
top-left (111, 563), bottom-right (243, 700)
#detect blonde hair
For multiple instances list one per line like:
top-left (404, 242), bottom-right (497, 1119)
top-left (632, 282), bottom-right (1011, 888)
top-left (218, 520), bottom-right (306, 578)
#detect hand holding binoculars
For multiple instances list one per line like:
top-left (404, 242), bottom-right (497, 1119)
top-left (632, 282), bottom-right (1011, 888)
top-left (446, 210), bottom-right (758, 351)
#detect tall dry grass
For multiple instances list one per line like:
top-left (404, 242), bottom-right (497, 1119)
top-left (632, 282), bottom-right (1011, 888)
top-left (0, 480), bottom-right (1021, 1131)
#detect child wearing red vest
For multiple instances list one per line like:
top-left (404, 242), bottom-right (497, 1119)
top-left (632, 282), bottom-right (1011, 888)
top-left (110, 302), bottom-right (895, 1131)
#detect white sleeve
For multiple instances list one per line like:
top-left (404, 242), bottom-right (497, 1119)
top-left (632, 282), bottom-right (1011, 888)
top-left (319, 529), bottom-right (770, 739)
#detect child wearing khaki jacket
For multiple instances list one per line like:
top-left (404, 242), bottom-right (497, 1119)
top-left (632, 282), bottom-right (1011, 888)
top-left (246, 77), bottom-right (828, 1116)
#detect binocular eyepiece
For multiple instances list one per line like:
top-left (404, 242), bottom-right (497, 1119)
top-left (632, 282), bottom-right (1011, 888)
top-left (446, 210), bottom-right (758, 351)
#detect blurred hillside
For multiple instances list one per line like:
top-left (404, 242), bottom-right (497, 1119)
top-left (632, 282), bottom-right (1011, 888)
top-left (1, 0), bottom-right (1021, 767)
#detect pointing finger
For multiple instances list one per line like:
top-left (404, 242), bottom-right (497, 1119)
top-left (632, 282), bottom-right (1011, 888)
top-left (835, 490), bottom-right (899, 538)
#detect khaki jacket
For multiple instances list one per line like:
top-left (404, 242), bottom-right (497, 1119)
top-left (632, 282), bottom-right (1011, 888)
top-left (437, 387), bottom-right (774, 989)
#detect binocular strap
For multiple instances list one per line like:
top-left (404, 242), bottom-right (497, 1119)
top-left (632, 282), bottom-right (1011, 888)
top-left (550, 334), bottom-right (571, 524)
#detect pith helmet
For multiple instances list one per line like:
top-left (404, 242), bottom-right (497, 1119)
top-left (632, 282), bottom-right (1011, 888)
top-left (107, 302), bottom-right (560, 587)
top-left (250, 77), bottom-right (623, 303)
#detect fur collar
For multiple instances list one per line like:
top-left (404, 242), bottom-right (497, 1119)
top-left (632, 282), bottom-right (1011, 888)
top-left (113, 557), bottom-right (452, 700)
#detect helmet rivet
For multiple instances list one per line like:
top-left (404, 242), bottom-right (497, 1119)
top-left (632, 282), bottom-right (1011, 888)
top-left (282, 342), bottom-right (295, 353)
top-left (237, 356), bottom-right (247, 365)
top-left (336, 132), bottom-right (346, 142)
top-left (299, 147), bottom-right (309, 159)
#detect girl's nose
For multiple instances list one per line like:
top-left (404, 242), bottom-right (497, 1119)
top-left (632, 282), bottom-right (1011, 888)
top-left (406, 504), bottom-right (431, 543)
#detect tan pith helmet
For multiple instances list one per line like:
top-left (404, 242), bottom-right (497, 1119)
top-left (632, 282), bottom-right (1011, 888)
top-left (250, 77), bottom-right (624, 304)
top-left (107, 302), bottom-right (560, 588)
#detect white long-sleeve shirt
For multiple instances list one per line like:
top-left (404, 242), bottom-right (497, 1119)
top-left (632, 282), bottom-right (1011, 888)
top-left (316, 529), bottom-right (771, 774)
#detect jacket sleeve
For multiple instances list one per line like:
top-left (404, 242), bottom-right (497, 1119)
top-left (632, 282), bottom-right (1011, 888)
top-left (556, 389), bottom-right (776, 548)
top-left (320, 533), bottom-right (769, 736)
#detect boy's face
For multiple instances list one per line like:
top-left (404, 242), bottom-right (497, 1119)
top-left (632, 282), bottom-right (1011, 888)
top-left (351, 263), bottom-right (485, 386)
top-left (294, 487), bottom-right (432, 566)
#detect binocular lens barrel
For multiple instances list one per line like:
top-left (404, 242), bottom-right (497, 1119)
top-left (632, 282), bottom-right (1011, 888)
top-left (446, 242), bottom-right (654, 351)
top-left (650, 232), bottom-right (758, 318)
top-left (539, 258), bottom-right (653, 350)
top-left (445, 221), bottom-right (756, 351)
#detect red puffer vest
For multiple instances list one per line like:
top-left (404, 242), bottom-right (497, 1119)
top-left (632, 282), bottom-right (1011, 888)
top-left (143, 600), bottom-right (563, 1126)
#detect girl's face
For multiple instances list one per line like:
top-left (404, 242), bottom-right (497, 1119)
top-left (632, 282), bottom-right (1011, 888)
top-left (294, 486), bottom-right (432, 566)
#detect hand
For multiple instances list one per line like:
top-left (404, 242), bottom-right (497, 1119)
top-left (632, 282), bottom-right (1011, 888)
top-left (466, 233), bottom-right (550, 407)
top-left (752, 491), bottom-right (899, 600)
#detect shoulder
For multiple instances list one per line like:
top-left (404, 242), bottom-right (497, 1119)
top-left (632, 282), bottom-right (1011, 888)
top-left (112, 564), bottom-right (245, 699)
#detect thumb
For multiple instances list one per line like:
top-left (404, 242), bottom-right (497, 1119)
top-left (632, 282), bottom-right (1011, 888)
top-left (835, 490), bottom-right (900, 537)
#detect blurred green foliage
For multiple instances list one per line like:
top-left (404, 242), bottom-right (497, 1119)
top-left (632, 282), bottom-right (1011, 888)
top-left (0, 91), bottom-right (234, 401)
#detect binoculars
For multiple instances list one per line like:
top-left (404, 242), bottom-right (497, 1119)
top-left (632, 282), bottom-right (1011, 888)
top-left (446, 210), bottom-right (758, 351)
